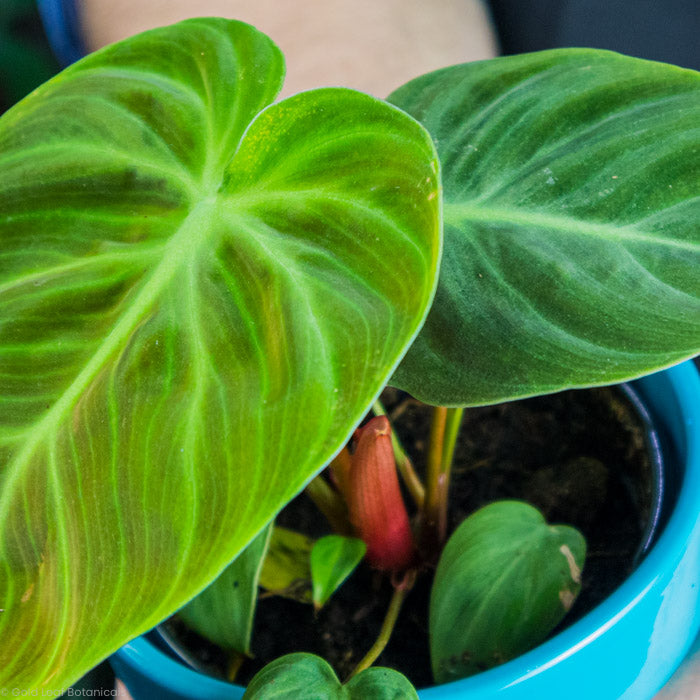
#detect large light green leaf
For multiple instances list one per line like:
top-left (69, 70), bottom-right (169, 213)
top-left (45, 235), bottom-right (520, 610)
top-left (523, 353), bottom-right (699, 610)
top-left (389, 49), bottom-right (700, 405)
top-left (0, 19), bottom-right (441, 690)
top-left (430, 501), bottom-right (586, 683)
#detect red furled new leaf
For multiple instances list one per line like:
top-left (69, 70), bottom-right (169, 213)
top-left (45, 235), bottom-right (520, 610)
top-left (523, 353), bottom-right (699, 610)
top-left (347, 416), bottom-right (415, 571)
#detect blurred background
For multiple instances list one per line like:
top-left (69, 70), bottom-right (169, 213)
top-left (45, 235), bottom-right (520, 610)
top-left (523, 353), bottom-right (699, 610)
top-left (489, 0), bottom-right (700, 71)
top-left (2, 0), bottom-right (699, 114)
top-left (0, 0), bottom-right (58, 112)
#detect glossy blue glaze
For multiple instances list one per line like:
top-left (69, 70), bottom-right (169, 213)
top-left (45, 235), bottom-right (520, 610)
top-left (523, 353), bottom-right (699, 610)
top-left (111, 361), bottom-right (700, 700)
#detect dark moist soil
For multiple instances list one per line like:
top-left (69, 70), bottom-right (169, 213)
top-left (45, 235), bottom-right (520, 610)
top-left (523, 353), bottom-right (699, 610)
top-left (163, 385), bottom-right (653, 688)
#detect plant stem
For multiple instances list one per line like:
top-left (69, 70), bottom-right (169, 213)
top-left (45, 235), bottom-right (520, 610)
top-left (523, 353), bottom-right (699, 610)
top-left (423, 406), bottom-right (464, 548)
top-left (426, 406), bottom-right (448, 487)
top-left (440, 406), bottom-right (464, 502)
top-left (305, 474), bottom-right (353, 535)
top-left (372, 400), bottom-right (425, 508)
top-left (424, 406), bottom-right (447, 542)
top-left (436, 406), bottom-right (464, 541)
top-left (226, 652), bottom-right (245, 683)
top-left (349, 572), bottom-right (414, 678)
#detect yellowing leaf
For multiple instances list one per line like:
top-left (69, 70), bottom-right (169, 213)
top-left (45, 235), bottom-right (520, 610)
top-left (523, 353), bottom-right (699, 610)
top-left (260, 527), bottom-right (315, 603)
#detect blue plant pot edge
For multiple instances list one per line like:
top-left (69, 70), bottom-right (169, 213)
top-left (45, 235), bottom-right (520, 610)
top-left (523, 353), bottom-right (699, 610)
top-left (110, 359), bottom-right (700, 699)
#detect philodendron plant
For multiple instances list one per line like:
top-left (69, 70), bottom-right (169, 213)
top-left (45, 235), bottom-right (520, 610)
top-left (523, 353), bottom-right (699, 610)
top-left (0, 16), bottom-right (698, 695)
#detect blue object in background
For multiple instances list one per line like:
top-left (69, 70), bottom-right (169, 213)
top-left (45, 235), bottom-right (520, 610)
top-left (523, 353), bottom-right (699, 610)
top-left (36, 0), bottom-right (84, 66)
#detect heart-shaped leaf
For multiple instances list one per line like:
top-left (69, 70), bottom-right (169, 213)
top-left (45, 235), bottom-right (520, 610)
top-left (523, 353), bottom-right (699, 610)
top-left (0, 19), bottom-right (441, 690)
top-left (310, 535), bottom-right (366, 609)
top-left (179, 524), bottom-right (271, 654)
top-left (389, 49), bottom-right (700, 405)
top-left (242, 653), bottom-right (418, 699)
top-left (430, 500), bottom-right (586, 683)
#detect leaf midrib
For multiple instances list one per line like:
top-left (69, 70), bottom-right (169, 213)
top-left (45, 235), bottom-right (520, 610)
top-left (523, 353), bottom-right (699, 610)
top-left (0, 198), bottom-right (218, 510)
top-left (444, 201), bottom-right (699, 252)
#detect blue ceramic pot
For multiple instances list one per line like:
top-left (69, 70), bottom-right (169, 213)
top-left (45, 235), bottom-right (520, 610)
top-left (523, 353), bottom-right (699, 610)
top-left (110, 361), bottom-right (700, 700)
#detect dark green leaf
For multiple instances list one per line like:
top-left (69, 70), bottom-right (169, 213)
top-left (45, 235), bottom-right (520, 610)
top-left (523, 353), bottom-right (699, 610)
top-left (242, 653), bottom-right (418, 699)
top-left (178, 525), bottom-right (271, 654)
top-left (311, 535), bottom-right (366, 609)
top-left (0, 18), bottom-right (441, 689)
top-left (390, 49), bottom-right (700, 405)
top-left (430, 500), bottom-right (586, 683)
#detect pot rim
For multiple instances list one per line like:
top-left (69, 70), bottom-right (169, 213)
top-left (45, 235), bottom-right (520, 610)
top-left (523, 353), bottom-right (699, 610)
top-left (112, 359), bottom-right (700, 697)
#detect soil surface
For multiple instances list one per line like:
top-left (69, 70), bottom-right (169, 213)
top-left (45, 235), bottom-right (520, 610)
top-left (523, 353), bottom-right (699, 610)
top-left (163, 385), bottom-right (654, 689)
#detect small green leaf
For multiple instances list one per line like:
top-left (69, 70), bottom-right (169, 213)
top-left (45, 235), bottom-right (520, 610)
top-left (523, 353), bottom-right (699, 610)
top-left (430, 500), bottom-right (585, 683)
top-left (242, 653), bottom-right (418, 699)
top-left (178, 525), bottom-right (271, 654)
top-left (310, 535), bottom-right (366, 609)
top-left (259, 527), bottom-right (315, 603)
top-left (390, 49), bottom-right (700, 405)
